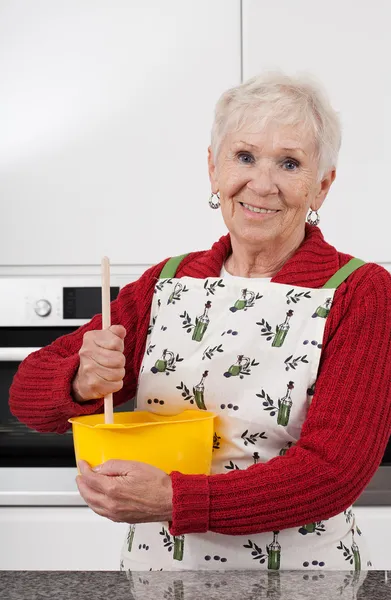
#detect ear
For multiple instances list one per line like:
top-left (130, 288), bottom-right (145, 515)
top-left (208, 146), bottom-right (219, 194)
top-left (312, 169), bottom-right (336, 211)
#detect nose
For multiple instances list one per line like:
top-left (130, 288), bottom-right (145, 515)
top-left (246, 163), bottom-right (279, 196)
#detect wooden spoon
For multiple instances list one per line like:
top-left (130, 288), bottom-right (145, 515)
top-left (101, 256), bottom-right (114, 424)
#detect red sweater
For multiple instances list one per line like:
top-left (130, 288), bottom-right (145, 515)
top-left (9, 225), bottom-right (391, 536)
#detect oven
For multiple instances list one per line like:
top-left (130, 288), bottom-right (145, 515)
top-left (0, 275), bottom-right (133, 506)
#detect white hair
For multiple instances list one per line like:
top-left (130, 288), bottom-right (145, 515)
top-left (211, 72), bottom-right (342, 180)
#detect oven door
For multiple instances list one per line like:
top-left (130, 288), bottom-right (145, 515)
top-left (0, 326), bottom-right (85, 506)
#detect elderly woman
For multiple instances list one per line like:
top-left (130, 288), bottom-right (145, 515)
top-left (10, 73), bottom-right (391, 572)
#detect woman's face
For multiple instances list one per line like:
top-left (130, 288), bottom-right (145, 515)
top-left (208, 124), bottom-right (335, 247)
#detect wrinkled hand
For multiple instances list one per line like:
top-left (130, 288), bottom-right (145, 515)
top-left (76, 460), bottom-right (173, 524)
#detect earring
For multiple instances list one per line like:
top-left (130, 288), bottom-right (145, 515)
top-left (307, 209), bottom-right (320, 226)
top-left (209, 192), bottom-right (220, 209)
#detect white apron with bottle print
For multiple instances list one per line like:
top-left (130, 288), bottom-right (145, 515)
top-left (120, 257), bottom-right (372, 571)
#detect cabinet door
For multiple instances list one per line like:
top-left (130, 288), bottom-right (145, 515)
top-left (242, 0), bottom-right (391, 263)
top-left (0, 507), bottom-right (128, 570)
top-left (0, 1), bottom-right (240, 266)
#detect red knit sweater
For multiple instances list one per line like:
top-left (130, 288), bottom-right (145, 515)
top-left (9, 225), bottom-right (391, 537)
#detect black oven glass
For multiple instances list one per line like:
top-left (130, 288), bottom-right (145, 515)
top-left (63, 287), bottom-right (119, 319)
top-left (1, 327), bottom-right (79, 467)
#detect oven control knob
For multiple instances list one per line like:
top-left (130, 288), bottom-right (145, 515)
top-left (34, 299), bottom-right (52, 317)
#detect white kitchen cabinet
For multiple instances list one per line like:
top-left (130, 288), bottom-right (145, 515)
top-left (354, 507), bottom-right (391, 570)
top-left (0, 0), bottom-right (240, 267)
top-left (242, 0), bottom-right (391, 263)
top-left (0, 507), bottom-right (128, 570)
top-left (1, 506), bottom-right (390, 571)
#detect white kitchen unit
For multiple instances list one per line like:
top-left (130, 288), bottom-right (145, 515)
top-left (353, 507), bottom-right (391, 570)
top-left (242, 0), bottom-right (391, 263)
top-left (0, 0), bottom-right (240, 267)
top-left (0, 506), bottom-right (390, 570)
top-left (0, 507), bottom-right (128, 571)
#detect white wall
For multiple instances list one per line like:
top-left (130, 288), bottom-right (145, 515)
top-left (0, 0), bottom-right (240, 267)
top-left (242, 0), bottom-right (391, 264)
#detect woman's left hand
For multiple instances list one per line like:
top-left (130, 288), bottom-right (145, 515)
top-left (76, 459), bottom-right (173, 524)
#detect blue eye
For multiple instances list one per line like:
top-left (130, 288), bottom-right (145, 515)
top-left (282, 158), bottom-right (299, 171)
top-left (237, 152), bottom-right (255, 164)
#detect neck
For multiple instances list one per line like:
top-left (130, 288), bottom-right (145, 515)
top-left (225, 226), bottom-right (306, 278)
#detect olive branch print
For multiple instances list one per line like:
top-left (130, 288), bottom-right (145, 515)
top-left (179, 311), bottom-right (196, 333)
top-left (241, 430), bottom-right (268, 446)
top-left (336, 541), bottom-right (355, 566)
top-left (256, 389), bottom-right (280, 417)
top-left (147, 315), bottom-right (157, 336)
top-left (202, 344), bottom-right (224, 360)
top-left (286, 289), bottom-right (312, 305)
top-left (256, 318), bottom-right (275, 341)
top-left (243, 540), bottom-right (267, 564)
top-left (204, 279), bottom-right (225, 296)
top-left (225, 461), bottom-right (240, 470)
top-left (344, 509), bottom-right (353, 525)
top-left (240, 358), bottom-right (259, 375)
top-left (166, 354), bottom-right (184, 372)
top-left (146, 344), bottom-right (155, 356)
top-left (176, 381), bottom-right (195, 404)
top-left (284, 354), bottom-right (309, 371)
top-left (213, 432), bottom-right (221, 450)
top-left (160, 527), bottom-right (174, 553)
top-left (154, 278), bottom-right (173, 293)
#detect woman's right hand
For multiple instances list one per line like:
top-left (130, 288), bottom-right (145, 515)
top-left (72, 325), bottom-right (127, 402)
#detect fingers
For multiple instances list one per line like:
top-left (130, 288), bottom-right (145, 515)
top-left (78, 461), bottom-right (110, 494)
top-left (110, 324), bottom-right (126, 339)
top-left (83, 329), bottom-right (125, 353)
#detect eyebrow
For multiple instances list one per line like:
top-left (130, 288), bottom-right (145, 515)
top-left (233, 141), bottom-right (307, 156)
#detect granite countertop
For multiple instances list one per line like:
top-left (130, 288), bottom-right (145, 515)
top-left (1, 571), bottom-right (391, 600)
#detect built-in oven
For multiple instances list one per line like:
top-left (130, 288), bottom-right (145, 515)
top-left (0, 275), bottom-right (134, 506)
top-left (0, 275), bottom-right (390, 507)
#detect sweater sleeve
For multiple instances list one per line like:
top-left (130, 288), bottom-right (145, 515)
top-left (8, 261), bottom-right (166, 434)
top-left (169, 264), bottom-right (391, 536)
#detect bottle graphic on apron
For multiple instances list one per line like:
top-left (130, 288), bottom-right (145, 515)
top-left (230, 288), bottom-right (255, 312)
top-left (192, 301), bottom-right (212, 342)
top-left (173, 535), bottom-right (185, 561)
top-left (193, 371), bottom-right (209, 410)
top-left (313, 297), bottom-right (332, 318)
top-left (268, 531), bottom-right (281, 570)
top-left (127, 524), bottom-right (136, 552)
top-left (168, 282), bottom-right (183, 305)
top-left (152, 349), bottom-right (175, 373)
top-left (272, 310), bottom-right (294, 347)
top-left (351, 529), bottom-right (361, 571)
top-left (277, 382), bottom-right (294, 426)
top-left (225, 355), bottom-right (251, 377)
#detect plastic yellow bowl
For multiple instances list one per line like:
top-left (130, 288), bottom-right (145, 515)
top-left (68, 410), bottom-right (216, 475)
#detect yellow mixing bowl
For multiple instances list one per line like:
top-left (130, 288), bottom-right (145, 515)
top-left (68, 410), bottom-right (216, 475)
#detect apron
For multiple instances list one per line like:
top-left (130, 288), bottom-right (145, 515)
top-left (120, 256), bottom-right (373, 571)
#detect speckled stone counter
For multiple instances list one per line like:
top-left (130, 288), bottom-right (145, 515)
top-left (1, 570), bottom-right (390, 600)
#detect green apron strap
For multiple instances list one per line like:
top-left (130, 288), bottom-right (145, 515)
top-left (322, 258), bottom-right (366, 289)
top-left (159, 254), bottom-right (189, 279)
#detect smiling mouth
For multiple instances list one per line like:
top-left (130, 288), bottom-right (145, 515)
top-left (240, 202), bottom-right (280, 214)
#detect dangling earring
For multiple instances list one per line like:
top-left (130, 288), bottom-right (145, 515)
top-left (307, 209), bottom-right (320, 226)
top-left (209, 192), bottom-right (220, 209)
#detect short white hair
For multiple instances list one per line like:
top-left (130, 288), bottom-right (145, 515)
top-left (211, 72), bottom-right (341, 180)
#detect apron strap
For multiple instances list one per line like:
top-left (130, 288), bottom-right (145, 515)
top-left (159, 255), bottom-right (366, 287)
top-left (159, 254), bottom-right (189, 279)
top-left (322, 258), bottom-right (366, 289)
